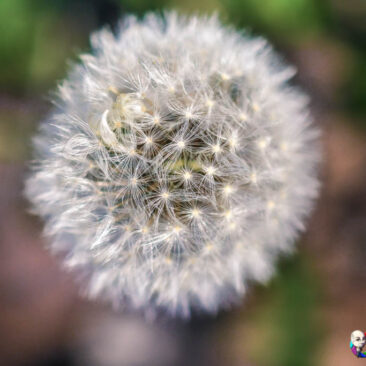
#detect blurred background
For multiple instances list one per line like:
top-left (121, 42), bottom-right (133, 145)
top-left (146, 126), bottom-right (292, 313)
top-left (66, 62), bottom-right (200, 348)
top-left (1, 0), bottom-right (366, 365)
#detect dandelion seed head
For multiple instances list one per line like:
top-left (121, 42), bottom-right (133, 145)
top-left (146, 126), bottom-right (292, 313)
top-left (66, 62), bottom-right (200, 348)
top-left (25, 12), bottom-right (320, 317)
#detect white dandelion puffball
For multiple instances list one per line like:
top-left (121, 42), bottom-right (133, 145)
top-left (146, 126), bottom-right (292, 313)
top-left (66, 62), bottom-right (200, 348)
top-left (25, 12), bottom-right (320, 317)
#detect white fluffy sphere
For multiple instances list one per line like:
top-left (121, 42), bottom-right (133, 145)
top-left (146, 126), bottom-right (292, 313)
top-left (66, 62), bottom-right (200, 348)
top-left (25, 12), bottom-right (320, 317)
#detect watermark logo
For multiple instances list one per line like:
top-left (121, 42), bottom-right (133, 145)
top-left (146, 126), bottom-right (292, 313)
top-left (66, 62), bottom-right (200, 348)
top-left (350, 330), bottom-right (366, 358)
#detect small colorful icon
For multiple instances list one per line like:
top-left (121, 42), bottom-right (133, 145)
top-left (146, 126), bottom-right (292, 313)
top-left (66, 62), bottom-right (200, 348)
top-left (350, 330), bottom-right (366, 358)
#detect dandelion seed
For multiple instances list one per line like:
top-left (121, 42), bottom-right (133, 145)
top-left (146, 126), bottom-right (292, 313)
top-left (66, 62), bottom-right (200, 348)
top-left (145, 136), bottom-right (153, 145)
top-left (239, 113), bottom-right (247, 121)
top-left (267, 200), bottom-right (275, 210)
top-left (172, 225), bottom-right (183, 234)
top-left (161, 191), bottom-right (170, 200)
top-left (114, 121), bottom-right (122, 128)
top-left (130, 177), bottom-right (138, 186)
top-left (124, 224), bottom-right (132, 232)
top-left (212, 144), bottom-right (222, 154)
top-left (223, 184), bottom-right (234, 196)
top-left (191, 208), bottom-right (201, 218)
top-left (229, 136), bottom-right (238, 149)
top-left (153, 115), bottom-right (161, 125)
top-left (252, 102), bottom-right (260, 112)
top-left (205, 165), bottom-right (216, 176)
top-left (206, 99), bottom-right (215, 108)
top-left (177, 140), bottom-right (186, 149)
top-left (224, 210), bottom-right (232, 220)
top-left (280, 142), bottom-right (288, 151)
top-left (185, 111), bottom-right (193, 119)
top-left (183, 171), bottom-right (192, 181)
top-left (221, 73), bottom-right (230, 81)
top-left (257, 138), bottom-right (269, 150)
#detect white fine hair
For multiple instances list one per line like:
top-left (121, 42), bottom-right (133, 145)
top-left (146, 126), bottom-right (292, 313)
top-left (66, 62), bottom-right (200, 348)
top-left (25, 12), bottom-right (320, 317)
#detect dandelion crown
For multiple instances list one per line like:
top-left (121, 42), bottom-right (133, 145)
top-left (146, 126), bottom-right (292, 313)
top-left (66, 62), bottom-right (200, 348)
top-left (25, 12), bottom-right (320, 317)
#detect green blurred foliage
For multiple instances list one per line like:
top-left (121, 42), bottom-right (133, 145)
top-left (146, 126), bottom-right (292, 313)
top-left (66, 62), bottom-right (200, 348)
top-left (0, 0), bottom-right (90, 94)
top-left (247, 254), bottom-right (323, 366)
top-left (0, 0), bottom-right (35, 91)
top-left (119, 0), bottom-right (172, 16)
top-left (222, 0), bottom-right (325, 42)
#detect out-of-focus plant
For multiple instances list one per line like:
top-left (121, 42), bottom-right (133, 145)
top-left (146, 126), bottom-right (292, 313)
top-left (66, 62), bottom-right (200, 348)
top-left (0, 0), bottom-right (35, 91)
top-left (221, 0), bottom-right (327, 42)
